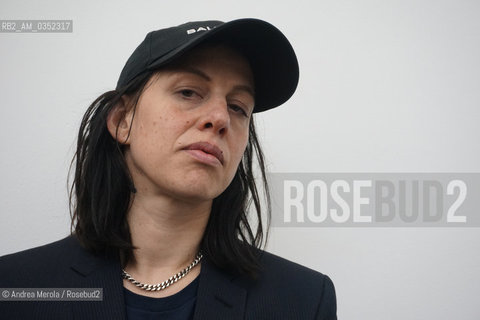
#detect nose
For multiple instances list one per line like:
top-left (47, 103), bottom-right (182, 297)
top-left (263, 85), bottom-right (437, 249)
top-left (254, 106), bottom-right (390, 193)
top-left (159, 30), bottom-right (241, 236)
top-left (198, 98), bottom-right (230, 136)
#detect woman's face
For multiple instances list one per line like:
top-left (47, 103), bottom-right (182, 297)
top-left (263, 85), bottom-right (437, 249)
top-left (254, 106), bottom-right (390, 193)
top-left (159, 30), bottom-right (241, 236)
top-left (120, 45), bottom-right (255, 203)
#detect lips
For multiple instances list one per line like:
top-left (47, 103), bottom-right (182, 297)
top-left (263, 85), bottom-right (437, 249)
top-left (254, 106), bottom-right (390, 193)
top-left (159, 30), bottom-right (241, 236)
top-left (184, 142), bottom-right (224, 165)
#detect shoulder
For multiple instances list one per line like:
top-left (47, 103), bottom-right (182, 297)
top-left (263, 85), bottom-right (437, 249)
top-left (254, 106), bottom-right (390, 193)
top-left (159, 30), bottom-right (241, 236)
top-left (239, 249), bottom-right (337, 319)
top-left (258, 250), bottom-right (330, 280)
top-left (0, 236), bottom-right (78, 262)
top-left (0, 236), bottom-right (82, 287)
top-left (0, 235), bottom-right (79, 268)
top-left (256, 249), bottom-right (336, 297)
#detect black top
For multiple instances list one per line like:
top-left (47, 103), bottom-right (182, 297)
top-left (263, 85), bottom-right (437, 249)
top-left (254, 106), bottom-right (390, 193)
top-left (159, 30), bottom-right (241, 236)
top-left (123, 276), bottom-right (199, 320)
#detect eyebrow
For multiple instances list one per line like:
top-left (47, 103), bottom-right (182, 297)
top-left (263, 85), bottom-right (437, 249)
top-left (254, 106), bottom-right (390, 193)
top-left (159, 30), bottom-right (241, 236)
top-left (174, 66), bottom-right (255, 98)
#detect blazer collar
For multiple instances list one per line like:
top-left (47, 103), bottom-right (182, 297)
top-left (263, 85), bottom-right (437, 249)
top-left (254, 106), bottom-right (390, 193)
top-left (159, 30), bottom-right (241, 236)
top-left (68, 236), bottom-right (247, 320)
top-left (193, 258), bottom-right (247, 320)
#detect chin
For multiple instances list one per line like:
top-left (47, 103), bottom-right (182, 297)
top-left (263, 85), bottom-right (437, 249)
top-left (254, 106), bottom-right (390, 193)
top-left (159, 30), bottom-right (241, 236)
top-left (171, 187), bottom-right (223, 203)
top-left (165, 179), bottom-right (227, 203)
top-left (179, 171), bottom-right (232, 197)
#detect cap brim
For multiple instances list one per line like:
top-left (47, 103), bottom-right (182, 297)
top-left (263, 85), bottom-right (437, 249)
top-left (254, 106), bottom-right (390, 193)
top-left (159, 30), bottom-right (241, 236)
top-left (147, 19), bottom-right (299, 113)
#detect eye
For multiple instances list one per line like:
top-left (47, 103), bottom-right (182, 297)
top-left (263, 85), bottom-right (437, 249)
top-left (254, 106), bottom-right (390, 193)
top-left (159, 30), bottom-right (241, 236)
top-left (228, 104), bottom-right (248, 117)
top-left (179, 89), bottom-right (197, 98)
top-left (175, 88), bottom-right (204, 104)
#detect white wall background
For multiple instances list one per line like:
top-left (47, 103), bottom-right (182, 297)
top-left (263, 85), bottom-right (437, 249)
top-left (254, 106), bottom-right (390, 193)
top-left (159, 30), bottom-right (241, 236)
top-left (1, 0), bottom-right (479, 319)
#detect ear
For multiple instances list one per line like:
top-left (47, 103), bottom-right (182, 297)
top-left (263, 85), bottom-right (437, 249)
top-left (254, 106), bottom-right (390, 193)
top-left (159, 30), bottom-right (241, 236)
top-left (106, 96), bottom-right (134, 145)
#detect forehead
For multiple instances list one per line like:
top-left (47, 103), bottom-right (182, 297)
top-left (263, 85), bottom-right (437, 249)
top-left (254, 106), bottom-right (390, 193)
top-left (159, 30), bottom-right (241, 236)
top-left (163, 44), bottom-right (254, 85)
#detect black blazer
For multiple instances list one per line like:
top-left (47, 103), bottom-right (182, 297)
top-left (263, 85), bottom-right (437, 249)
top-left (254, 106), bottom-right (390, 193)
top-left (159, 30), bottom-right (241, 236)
top-left (0, 236), bottom-right (337, 319)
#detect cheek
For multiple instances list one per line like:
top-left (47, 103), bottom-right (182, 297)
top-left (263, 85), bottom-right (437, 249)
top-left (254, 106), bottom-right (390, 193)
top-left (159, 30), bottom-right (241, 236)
top-left (230, 133), bottom-right (249, 167)
top-left (133, 104), bottom-right (182, 145)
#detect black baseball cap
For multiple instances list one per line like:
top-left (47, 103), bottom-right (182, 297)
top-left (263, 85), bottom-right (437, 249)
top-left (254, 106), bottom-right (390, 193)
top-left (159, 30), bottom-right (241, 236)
top-left (116, 18), bottom-right (299, 113)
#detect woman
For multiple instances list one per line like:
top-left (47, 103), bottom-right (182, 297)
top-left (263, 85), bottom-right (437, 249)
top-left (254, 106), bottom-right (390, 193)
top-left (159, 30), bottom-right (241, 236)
top-left (0, 18), bottom-right (337, 319)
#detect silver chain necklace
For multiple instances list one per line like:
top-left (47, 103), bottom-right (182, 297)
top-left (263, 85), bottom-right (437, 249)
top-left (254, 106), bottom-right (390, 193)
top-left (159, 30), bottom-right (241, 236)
top-left (122, 252), bottom-right (203, 291)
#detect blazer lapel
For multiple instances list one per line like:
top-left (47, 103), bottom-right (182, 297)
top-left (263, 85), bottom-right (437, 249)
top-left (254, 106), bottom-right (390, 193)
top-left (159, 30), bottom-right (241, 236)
top-left (193, 258), bottom-right (247, 320)
top-left (68, 241), bottom-right (126, 320)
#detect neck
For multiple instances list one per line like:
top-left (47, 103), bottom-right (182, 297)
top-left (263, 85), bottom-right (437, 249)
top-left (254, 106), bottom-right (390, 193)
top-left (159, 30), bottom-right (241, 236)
top-left (124, 192), bottom-right (211, 284)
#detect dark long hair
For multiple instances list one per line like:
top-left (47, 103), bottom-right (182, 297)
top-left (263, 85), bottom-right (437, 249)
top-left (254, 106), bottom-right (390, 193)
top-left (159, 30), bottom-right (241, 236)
top-left (69, 69), bottom-right (271, 277)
